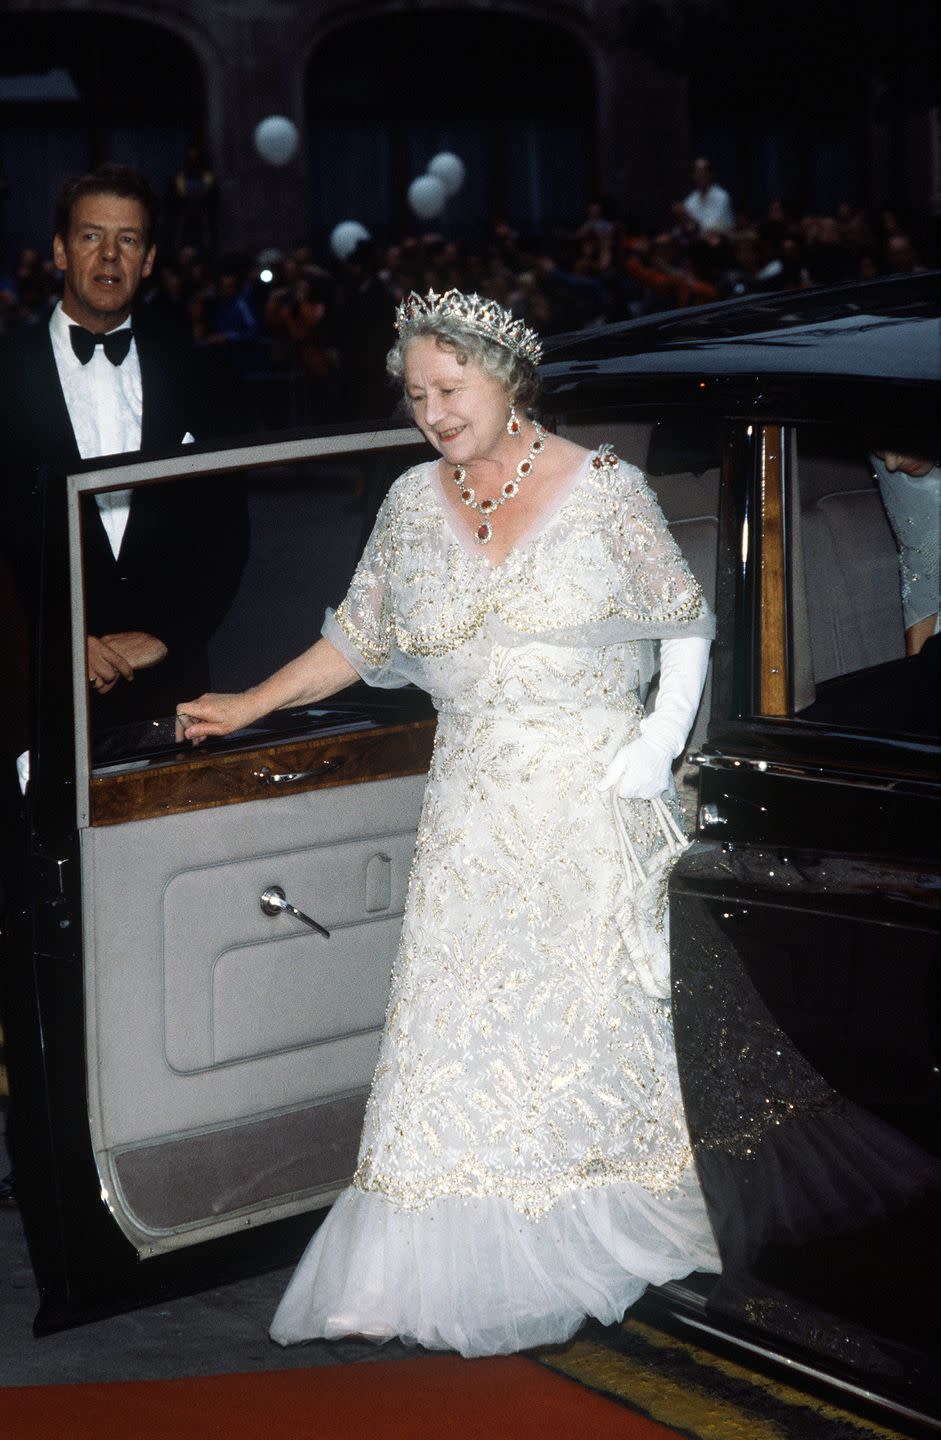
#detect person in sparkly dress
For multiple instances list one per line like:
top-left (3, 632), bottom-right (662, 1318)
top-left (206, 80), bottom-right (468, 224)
top-left (178, 290), bottom-right (719, 1355)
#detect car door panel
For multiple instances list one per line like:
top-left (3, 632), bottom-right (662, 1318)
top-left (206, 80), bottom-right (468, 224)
top-left (671, 875), bottom-right (939, 1391)
top-left (84, 774), bottom-right (425, 1238)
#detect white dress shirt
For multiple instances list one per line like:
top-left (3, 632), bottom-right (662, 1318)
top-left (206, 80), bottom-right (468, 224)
top-left (49, 301), bottom-right (141, 559)
top-left (684, 183), bottom-right (735, 234)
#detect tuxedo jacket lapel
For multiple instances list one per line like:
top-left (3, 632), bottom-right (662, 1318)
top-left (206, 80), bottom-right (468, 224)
top-left (137, 331), bottom-right (199, 451)
top-left (137, 333), bottom-right (163, 453)
top-left (36, 330), bottom-right (81, 466)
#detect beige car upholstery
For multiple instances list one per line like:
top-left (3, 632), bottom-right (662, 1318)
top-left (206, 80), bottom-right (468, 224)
top-left (797, 454), bottom-right (905, 684)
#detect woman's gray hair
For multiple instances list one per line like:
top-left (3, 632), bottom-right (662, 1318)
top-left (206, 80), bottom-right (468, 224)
top-left (387, 314), bottom-right (541, 413)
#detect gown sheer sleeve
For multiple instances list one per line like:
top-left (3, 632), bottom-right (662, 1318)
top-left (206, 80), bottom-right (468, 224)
top-left (612, 459), bottom-right (715, 698)
top-left (322, 482), bottom-right (412, 688)
top-left (609, 460), bottom-right (714, 642)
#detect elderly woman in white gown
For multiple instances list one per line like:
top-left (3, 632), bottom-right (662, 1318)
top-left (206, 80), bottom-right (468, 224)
top-left (179, 290), bottom-right (720, 1356)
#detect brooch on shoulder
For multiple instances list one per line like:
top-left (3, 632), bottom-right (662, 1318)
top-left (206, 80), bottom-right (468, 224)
top-left (591, 444), bottom-right (620, 470)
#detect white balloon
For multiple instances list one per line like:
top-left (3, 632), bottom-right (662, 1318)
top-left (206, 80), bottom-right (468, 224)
top-left (253, 115), bottom-right (300, 167)
top-left (330, 220), bottom-right (371, 261)
top-left (428, 151), bottom-right (466, 198)
top-left (407, 174), bottom-right (447, 220)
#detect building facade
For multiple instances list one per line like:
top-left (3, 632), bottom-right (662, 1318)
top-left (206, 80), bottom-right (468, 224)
top-left (0, 0), bottom-right (937, 259)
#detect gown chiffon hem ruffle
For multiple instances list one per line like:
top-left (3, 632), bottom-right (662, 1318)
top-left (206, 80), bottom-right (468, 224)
top-left (269, 1175), bottom-right (720, 1358)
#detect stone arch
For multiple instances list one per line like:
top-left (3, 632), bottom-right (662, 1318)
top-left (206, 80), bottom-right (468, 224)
top-left (300, 0), bottom-right (595, 79)
top-left (0, 4), bottom-right (216, 257)
top-left (1, 0), bottom-right (224, 85)
top-left (300, 5), bottom-right (600, 246)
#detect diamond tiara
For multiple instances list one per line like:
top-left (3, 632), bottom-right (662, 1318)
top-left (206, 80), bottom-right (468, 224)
top-left (394, 289), bottom-right (543, 366)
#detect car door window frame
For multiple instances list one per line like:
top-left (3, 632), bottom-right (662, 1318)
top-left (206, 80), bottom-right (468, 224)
top-left (66, 427), bottom-right (427, 829)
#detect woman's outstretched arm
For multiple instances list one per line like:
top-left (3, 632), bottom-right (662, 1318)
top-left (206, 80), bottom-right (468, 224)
top-left (177, 637), bottom-right (359, 741)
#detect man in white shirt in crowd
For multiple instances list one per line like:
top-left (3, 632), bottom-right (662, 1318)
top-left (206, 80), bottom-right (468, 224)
top-left (682, 157), bottom-right (735, 237)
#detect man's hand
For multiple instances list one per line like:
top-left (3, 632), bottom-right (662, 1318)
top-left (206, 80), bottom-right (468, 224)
top-left (87, 635), bottom-right (133, 693)
top-left (87, 631), bottom-right (167, 692)
top-left (102, 631), bottom-right (168, 670)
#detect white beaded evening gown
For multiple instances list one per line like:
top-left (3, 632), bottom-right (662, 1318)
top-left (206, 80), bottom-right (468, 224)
top-left (270, 449), bottom-right (720, 1356)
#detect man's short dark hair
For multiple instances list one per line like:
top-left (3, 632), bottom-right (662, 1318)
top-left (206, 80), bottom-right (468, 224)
top-left (55, 165), bottom-right (159, 248)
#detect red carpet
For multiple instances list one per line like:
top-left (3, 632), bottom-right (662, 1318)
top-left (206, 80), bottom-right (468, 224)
top-left (3, 1354), bottom-right (680, 1439)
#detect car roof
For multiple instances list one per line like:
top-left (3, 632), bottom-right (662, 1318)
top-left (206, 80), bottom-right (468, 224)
top-left (540, 273), bottom-right (941, 386)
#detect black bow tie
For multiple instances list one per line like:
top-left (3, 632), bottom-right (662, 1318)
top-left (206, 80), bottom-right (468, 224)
top-left (69, 325), bottom-right (133, 366)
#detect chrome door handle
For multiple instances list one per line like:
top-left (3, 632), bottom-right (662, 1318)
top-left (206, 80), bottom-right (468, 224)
top-left (260, 885), bottom-right (330, 938)
top-left (254, 758), bottom-right (344, 785)
top-left (687, 751), bottom-right (922, 795)
top-left (688, 752), bottom-right (767, 772)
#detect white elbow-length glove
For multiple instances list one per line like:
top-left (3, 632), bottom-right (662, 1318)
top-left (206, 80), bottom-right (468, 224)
top-left (599, 635), bottom-right (711, 801)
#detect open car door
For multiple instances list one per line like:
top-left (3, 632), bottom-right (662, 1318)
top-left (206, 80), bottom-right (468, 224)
top-left (9, 427), bottom-right (436, 1330)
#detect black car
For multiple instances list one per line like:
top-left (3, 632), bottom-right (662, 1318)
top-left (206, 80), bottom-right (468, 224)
top-left (5, 274), bottom-right (939, 1424)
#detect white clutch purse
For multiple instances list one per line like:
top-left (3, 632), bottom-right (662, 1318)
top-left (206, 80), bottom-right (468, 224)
top-left (612, 790), bottom-right (690, 1000)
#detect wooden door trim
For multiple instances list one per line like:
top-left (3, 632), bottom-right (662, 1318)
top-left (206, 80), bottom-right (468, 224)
top-left (759, 425), bottom-right (788, 716)
top-left (89, 717), bottom-right (436, 826)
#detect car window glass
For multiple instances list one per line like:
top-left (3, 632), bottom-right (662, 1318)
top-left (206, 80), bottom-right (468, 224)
top-left (80, 440), bottom-right (429, 772)
top-left (789, 426), bottom-right (939, 739)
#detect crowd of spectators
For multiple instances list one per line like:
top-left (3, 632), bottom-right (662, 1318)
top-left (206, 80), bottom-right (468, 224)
top-left (0, 158), bottom-right (934, 430)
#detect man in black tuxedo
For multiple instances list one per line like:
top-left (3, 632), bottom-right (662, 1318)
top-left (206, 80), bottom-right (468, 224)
top-left (0, 167), bottom-right (247, 1203)
top-left (0, 163), bottom-right (248, 751)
